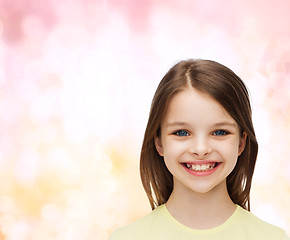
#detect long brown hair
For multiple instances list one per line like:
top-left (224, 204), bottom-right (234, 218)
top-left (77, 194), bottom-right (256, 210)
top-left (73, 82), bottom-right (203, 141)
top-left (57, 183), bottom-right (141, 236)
top-left (140, 59), bottom-right (258, 211)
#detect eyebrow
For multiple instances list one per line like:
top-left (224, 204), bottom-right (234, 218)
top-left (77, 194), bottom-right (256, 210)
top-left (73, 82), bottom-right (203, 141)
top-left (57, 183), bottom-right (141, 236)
top-left (212, 121), bottom-right (237, 127)
top-left (166, 121), bottom-right (237, 128)
top-left (166, 121), bottom-right (190, 128)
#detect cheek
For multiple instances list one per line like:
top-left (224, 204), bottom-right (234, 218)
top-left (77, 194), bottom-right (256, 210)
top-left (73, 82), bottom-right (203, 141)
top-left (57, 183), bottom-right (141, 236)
top-left (162, 140), bottom-right (187, 169)
top-left (163, 139), bottom-right (186, 156)
top-left (218, 139), bottom-right (240, 161)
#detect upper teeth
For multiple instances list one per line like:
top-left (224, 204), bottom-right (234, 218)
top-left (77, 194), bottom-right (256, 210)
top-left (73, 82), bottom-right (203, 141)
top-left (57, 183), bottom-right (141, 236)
top-left (185, 163), bottom-right (216, 171)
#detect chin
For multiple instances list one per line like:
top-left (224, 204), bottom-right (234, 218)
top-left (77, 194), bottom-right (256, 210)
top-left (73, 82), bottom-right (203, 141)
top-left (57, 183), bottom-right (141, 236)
top-left (186, 180), bottom-right (226, 195)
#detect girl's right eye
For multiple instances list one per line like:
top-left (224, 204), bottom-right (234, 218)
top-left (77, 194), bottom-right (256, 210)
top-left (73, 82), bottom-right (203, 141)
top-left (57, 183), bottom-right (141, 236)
top-left (173, 130), bottom-right (190, 136)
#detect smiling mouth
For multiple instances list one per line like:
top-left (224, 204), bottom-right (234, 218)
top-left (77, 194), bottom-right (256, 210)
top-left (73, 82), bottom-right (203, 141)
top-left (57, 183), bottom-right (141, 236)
top-left (181, 162), bottom-right (221, 172)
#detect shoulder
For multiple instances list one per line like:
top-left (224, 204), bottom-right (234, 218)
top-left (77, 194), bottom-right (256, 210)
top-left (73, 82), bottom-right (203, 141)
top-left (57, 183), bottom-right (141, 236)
top-left (110, 205), bottom-right (166, 240)
top-left (236, 206), bottom-right (289, 239)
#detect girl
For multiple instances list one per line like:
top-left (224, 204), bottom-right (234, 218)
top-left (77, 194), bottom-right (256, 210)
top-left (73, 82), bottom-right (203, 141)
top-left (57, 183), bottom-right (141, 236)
top-left (110, 59), bottom-right (289, 240)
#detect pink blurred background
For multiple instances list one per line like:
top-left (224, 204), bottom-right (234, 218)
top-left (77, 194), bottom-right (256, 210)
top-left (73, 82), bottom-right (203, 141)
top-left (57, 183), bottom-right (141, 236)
top-left (0, 0), bottom-right (289, 239)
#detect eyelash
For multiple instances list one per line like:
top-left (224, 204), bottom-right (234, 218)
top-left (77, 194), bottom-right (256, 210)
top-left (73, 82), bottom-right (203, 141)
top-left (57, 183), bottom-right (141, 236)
top-left (173, 129), bottom-right (190, 136)
top-left (212, 129), bottom-right (230, 136)
top-left (172, 129), bottom-right (230, 137)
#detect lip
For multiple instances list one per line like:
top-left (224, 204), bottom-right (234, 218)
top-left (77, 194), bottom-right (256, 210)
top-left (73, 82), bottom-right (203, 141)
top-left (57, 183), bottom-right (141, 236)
top-left (180, 161), bottom-right (222, 176)
top-left (180, 160), bottom-right (219, 165)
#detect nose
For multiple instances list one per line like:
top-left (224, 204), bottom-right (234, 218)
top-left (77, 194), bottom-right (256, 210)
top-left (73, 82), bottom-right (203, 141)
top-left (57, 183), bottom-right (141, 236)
top-left (190, 136), bottom-right (212, 157)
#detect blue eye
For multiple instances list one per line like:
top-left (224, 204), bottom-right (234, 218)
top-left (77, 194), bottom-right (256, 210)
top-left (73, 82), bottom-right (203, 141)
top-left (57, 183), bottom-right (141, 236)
top-left (213, 130), bottom-right (228, 136)
top-left (174, 130), bottom-right (190, 136)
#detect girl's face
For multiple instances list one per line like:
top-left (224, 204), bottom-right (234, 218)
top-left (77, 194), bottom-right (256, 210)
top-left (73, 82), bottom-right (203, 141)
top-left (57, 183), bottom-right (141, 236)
top-left (154, 87), bottom-right (247, 195)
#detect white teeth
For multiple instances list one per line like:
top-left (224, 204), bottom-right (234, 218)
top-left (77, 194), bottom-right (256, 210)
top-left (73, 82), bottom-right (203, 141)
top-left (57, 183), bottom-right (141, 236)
top-left (184, 163), bottom-right (218, 172)
top-left (201, 165), bottom-right (206, 171)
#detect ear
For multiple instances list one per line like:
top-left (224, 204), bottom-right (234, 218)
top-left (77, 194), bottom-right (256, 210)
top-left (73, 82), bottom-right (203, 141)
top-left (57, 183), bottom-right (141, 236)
top-left (238, 132), bottom-right (247, 156)
top-left (154, 135), bottom-right (164, 156)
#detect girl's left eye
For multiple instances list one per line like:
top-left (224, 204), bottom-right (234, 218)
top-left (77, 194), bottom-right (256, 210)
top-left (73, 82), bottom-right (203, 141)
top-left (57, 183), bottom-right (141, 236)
top-left (213, 130), bottom-right (229, 136)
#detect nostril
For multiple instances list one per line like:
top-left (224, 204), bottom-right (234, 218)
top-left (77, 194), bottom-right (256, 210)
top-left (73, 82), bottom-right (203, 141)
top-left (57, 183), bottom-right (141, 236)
top-left (193, 152), bottom-right (209, 157)
top-left (191, 147), bottom-right (210, 156)
top-left (190, 145), bottom-right (211, 156)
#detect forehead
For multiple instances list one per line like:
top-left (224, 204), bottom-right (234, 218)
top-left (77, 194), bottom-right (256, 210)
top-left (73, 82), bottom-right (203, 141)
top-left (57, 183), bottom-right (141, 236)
top-left (162, 88), bottom-right (237, 127)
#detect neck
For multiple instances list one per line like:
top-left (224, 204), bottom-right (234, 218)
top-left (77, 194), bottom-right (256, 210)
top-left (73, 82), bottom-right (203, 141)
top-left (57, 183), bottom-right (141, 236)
top-left (165, 179), bottom-right (236, 230)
